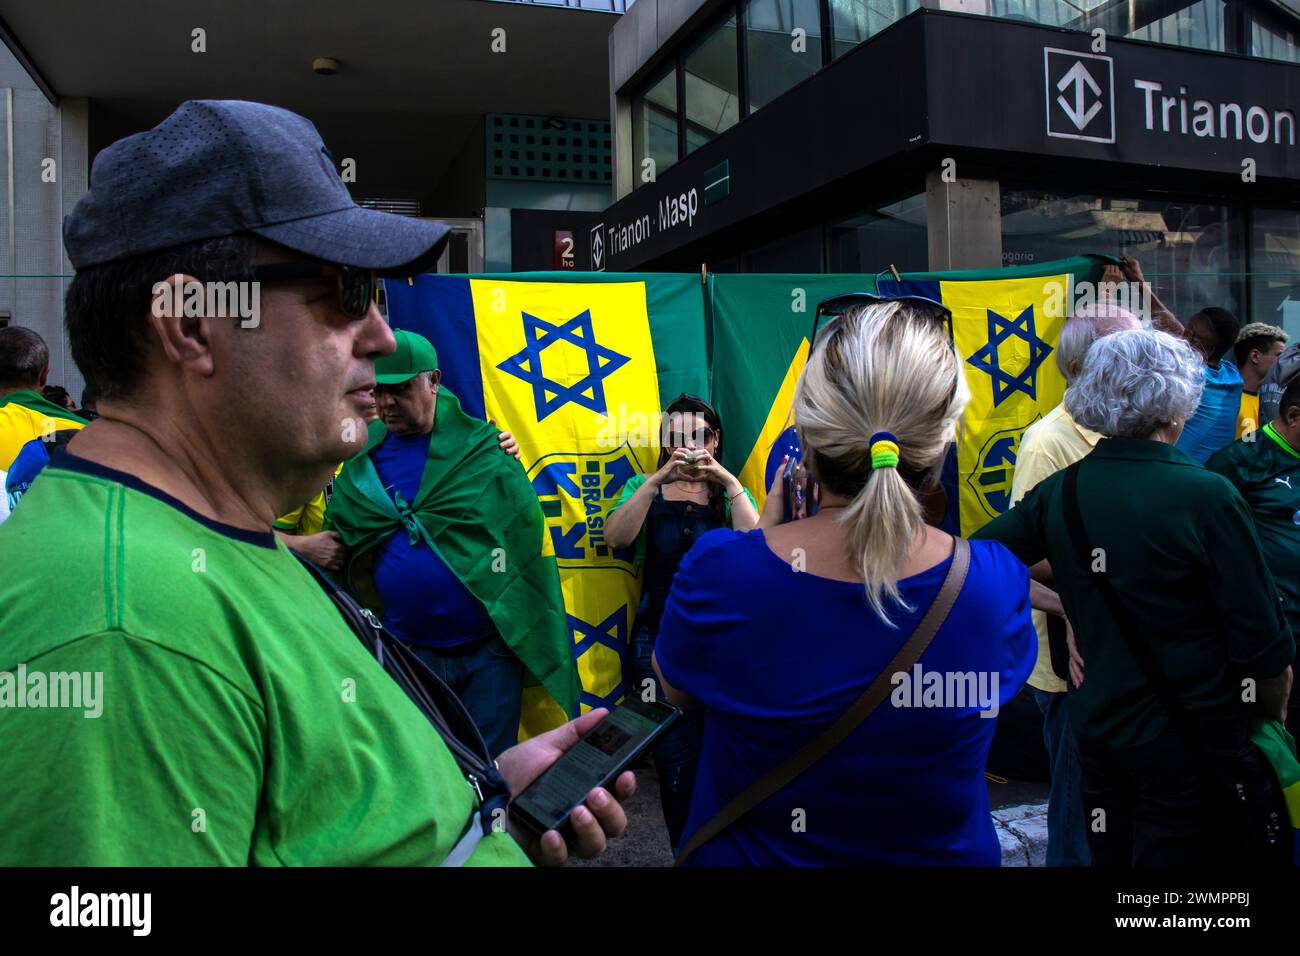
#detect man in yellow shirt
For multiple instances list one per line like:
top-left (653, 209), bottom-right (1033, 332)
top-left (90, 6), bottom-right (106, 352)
top-left (1233, 323), bottom-right (1287, 439)
top-left (1009, 302), bottom-right (1139, 866)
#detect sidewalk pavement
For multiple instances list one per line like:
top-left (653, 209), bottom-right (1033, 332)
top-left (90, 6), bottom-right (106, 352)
top-left (572, 768), bottom-right (1052, 867)
top-left (992, 803), bottom-right (1050, 866)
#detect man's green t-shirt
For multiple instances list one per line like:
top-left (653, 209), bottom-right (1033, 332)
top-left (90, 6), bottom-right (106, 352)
top-left (0, 454), bottom-right (529, 866)
top-left (1207, 424), bottom-right (1300, 640)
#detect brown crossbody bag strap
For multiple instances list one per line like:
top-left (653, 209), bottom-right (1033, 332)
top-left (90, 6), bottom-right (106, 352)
top-left (674, 536), bottom-right (972, 866)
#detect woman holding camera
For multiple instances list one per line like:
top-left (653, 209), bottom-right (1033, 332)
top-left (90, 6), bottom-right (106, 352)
top-left (651, 300), bottom-right (1036, 866)
top-left (604, 393), bottom-right (758, 851)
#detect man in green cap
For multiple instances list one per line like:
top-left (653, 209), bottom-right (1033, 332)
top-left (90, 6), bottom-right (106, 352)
top-left (326, 330), bottom-right (579, 756)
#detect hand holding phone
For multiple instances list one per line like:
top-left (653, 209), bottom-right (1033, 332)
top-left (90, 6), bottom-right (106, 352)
top-left (508, 698), bottom-right (679, 847)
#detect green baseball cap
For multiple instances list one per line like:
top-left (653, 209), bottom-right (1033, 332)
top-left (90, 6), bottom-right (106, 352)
top-left (375, 330), bottom-right (438, 384)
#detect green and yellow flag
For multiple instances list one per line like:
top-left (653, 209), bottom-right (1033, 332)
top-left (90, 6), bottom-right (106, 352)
top-left (712, 256), bottom-right (1114, 535)
top-left (0, 390), bottom-right (87, 472)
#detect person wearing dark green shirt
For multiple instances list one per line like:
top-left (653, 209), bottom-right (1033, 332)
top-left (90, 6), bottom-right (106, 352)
top-left (974, 329), bottom-right (1293, 866)
top-left (0, 100), bottom-right (633, 867)
top-left (1207, 354), bottom-right (1300, 739)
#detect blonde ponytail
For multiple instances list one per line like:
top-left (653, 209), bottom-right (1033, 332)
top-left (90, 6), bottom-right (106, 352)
top-left (793, 301), bottom-right (969, 623)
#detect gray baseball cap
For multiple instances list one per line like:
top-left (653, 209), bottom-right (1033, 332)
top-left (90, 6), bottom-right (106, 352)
top-left (63, 100), bottom-right (449, 275)
top-left (1258, 341), bottom-right (1300, 424)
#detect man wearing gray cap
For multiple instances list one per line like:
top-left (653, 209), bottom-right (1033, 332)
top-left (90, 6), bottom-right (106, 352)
top-left (0, 100), bottom-right (632, 866)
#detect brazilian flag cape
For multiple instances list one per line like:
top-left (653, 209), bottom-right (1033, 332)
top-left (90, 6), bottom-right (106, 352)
top-left (0, 389), bottom-right (87, 471)
top-left (324, 388), bottom-right (580, 718)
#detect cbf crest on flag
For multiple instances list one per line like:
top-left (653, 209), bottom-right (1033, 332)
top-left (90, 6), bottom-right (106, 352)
top-left (385, 273), bottom-right (708, 738)
top-left (385, 255), bottom-right (1114, 739)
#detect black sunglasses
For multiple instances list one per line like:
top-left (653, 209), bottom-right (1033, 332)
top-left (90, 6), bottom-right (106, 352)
top-left (811, 292), bottom-right (953, 347)
top-left (251, 261), bottom-right (377, 318)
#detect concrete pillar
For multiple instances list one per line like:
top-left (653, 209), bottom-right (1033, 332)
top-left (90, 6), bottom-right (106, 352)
top-left (926, 169), bottom-right (1002, 271)
top-left (611, 93), bottom-right (633, 200)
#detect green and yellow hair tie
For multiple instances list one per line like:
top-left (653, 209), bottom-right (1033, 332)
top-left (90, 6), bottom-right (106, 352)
top-left (869, 431), bottom-right (900, 469)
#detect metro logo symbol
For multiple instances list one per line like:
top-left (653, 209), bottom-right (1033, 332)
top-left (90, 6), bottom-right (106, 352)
top-left (590, 223), bottom-right (605, 271)
top-left (1044, 47), bottom-right (1115, 144)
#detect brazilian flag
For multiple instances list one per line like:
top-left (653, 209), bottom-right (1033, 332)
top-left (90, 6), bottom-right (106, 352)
top-left (0, 390), bottom-right (87, 472)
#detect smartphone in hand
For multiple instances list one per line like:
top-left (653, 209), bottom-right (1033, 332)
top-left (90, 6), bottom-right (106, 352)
top-left (509, 698), bottom-right (680, 838)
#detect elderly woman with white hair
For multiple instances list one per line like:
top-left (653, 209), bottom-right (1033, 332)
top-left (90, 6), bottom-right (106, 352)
top-left (976, 328), bottom-right (1294, 867)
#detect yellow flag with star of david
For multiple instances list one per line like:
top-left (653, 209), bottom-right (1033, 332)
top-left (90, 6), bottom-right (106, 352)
top-left (382, 272), bottom-right (709, 739)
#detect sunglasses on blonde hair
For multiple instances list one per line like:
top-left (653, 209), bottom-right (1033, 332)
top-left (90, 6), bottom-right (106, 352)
top-left (810, 292), bottom-right (953, 348)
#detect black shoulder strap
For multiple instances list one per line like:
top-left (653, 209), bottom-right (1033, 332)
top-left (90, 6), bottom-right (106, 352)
top-left (674, 536), bottom-right (972, 866)
top-left (295, 556), bottom-right (512, 829)
top-left (1059, 460), bottom-right (1199, 740)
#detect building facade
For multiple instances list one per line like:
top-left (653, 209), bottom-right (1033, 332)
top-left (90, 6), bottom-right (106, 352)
top-left (597, 0), bottom-right (1300, 333)
top-left (0, 0), bottom-right (626, 395)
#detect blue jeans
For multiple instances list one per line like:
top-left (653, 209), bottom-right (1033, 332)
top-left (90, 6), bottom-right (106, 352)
top-left (411, 633), bottom-right (523, 759)
top-left (626, 630), bottom-right (701, 852)
top-left (1033, 688), bottom-right (1091, 866)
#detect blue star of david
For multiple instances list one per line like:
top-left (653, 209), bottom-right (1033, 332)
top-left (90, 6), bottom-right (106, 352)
top-left (496, 310), bottom-right (630, 421)
top-left (966, 306), bottom-right (1053, 407)
top-left (570, 606), bottom-right (627, 711)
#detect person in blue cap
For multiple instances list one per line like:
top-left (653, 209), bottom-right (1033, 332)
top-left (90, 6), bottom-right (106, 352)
top-left (0, 100), bottom-right (632, 866)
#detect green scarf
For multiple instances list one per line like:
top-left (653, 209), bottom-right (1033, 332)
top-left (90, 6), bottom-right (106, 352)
top-left (0, 389), bottom-right (88, 425)
top-left (324, 388), bottom-right (579, 718)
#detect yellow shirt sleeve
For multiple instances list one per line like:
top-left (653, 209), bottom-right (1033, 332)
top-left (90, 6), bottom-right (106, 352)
top-left (1236, 392), bottom-right (1259, 440)
top-left (273, 504), bottom-right (306, 533)
top-left (298, 491), bottom-right (327, 537)
top-left (274, 464), bottom-right (342, 534)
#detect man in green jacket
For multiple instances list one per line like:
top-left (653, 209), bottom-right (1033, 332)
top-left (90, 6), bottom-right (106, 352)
top-left (326, 330), bottom-right (579, 756)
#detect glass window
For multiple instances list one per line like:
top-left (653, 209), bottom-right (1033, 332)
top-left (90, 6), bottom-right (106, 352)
top-left (684, 15), bottom-right (740, 154)
top-left (1127, 0), bottom-right (1224, 52)
top-left (633, 66), bottom-right (679, 185)
top-left (1001, 188), bottom-right (1247, 321)
top-left (1252, 15), bottom-right (1300, 63)
top-left (830, 0), bottom-right (920, 59)
top-left (745, 0), bottom-right (824, 113)
top-left (829, 194), bottom-right (929, 274)
top-left (951, 0), bottom-right (1224, 53)
top-left (1251, 209), bottom-right (1300, 336)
